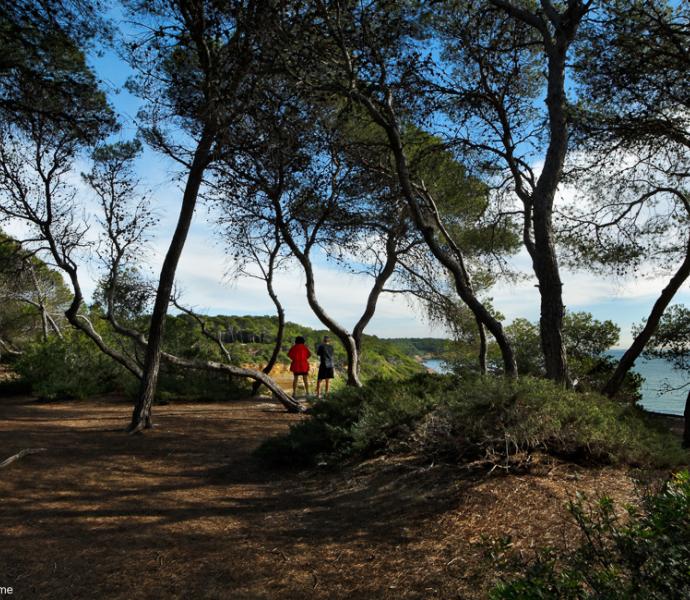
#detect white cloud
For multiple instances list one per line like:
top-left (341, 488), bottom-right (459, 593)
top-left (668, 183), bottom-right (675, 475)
top-left (489, 247), bottom-right (690, 347)
top-left (170, 232), bottom-right (445, 337)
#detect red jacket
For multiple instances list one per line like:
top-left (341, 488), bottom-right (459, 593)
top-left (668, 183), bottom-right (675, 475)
top-left (288, 343), bottom-right (311, 373)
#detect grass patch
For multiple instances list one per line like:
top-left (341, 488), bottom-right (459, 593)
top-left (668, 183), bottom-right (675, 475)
top-left (257, 374), bottom-right (689, 469)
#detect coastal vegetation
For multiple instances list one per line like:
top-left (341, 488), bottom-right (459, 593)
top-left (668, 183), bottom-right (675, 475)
top-left (257, 374), bottom-right (685, 470)
top-left (1, 0), bottom-right (689, 597)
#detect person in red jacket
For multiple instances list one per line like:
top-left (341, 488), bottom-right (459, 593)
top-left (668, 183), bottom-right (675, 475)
top-left (287, 336), bottom-right (311, 398)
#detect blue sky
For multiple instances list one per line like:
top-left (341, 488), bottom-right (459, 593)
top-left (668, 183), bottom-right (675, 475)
top-left (77, 17), bottom-right (690, 347)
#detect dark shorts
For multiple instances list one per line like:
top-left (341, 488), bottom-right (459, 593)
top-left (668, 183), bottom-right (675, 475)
top-left (293, 371), bottom-right (308, 377)
top-left (318, 366), bottom-right (334, 380)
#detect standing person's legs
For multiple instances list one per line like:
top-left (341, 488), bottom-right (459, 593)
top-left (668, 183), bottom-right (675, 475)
top-left (316, 378), bottom-right (322, 398)
top-left (302, 374), bottom-right (309, 396)
top-left (292, 373), bottom-right (299, 397)
top-left (324, 377), bottom-right (330, 397)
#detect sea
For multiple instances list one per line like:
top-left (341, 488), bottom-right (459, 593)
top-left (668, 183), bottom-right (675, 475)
top-left (423, 350), bottom-right (687, 416)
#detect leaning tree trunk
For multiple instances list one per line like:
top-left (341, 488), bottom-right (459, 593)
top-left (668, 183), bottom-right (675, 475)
top-left (603, 236), bottom-right (690, 398)
top-left (160, 351), bottom-right (302, 412)
top-left (0, 337), bottom-right (22, 358)
top-left (406, 191), bottom-right (516, 376)
top-left (45, 311), bottom-right (63, 339)
top-left (373, 111), bottom-right (517, 377)
top-left (128, 130), bottom-right (213, 433)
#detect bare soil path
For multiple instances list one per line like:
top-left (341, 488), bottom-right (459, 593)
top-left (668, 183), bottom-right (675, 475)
top-left (0, 394), bottom-right (641, 599)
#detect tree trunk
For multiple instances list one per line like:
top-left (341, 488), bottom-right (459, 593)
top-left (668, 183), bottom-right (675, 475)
top-left (343, 336), bottom-right (361, 387)
top-left (271, 193), bottom-right (364, 387)
top-left (370, 110), bottom-right (517, 377)
top-left (603, 237), bottom-right (690, 398)
top-left (485, 1), bottom-right (589, 385)
top-left (408, 193), bottom-right (516, 377)
top-left (251, 280), bottom-right (285, 396)
top-left (299, 254), bottom-right (362, 386)
top-left (306, 283), bottom-right (362, 387)
top-left (46, 312), bottom-right (63, 339)
top-left (128, 129), bottom-right (214, 433)
top-left (531, 236), bottom-right (568, 383)
top-left (349, 225), bottom-right (401, 384)
top-left (0, 337), bottom-right (22, 357)
top-left (28, 264), bottom-right (51, 343)
top-left (683, 391), bottom-right (690, 448)
top-left (528, 40), bottom-right (571, 385)
top-left (39, 304), bottom-right (49, 342)
top-left (476, 316), bottom-right (487, 375)
top-left (60, 265), bottom-right (144, 380)
top-left (160, 351), bottom-right (303, 412)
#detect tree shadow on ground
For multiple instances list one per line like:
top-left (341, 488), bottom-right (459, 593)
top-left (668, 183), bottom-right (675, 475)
top-left (0, 394), bottom-right (636, 600)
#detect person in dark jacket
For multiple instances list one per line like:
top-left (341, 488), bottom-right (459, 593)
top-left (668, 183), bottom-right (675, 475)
top-left (287, 336), bottom-right (311, 398)
top-left (316, 335), bottom-right (335, 399)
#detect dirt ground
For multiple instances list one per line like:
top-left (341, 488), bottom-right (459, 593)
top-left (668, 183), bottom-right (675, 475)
top-left (0, 392), bottom-right (657, 599)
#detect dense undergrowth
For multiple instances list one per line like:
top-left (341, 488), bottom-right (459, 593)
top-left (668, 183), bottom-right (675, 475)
top-left (256, 373), bottom-right (689, 469)
top-left (4, 328), bottom-right (250, 401)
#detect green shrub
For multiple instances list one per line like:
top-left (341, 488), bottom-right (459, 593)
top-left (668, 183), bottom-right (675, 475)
top-left (490, 470), bottom-right (690, 599)
top-left (257, 374), bottom-right (688, 469)
top-left (255, 384), bottom-right (366, 467)
top-left (256, 373), bottom-right (461, 467)
top-left (15, 331), bottom-right (134, 399)
top-left (350, 374), bottom-right (450, 454)
top-left (414, 377), bottom-right (686, 467)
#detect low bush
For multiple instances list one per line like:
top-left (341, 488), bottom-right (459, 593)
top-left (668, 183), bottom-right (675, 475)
top-left (414, 376), bottom-right (685, 467)
top-left (256, 373), bottom-right (454, 467)
top-left (15, 331), bottom-right (133, 399)
top-left (489, 470), bottom-right (690, 599)
top-left (255, 381), bottom-right (367, 467)
top-left (257, 374), bottom-right (688, 469)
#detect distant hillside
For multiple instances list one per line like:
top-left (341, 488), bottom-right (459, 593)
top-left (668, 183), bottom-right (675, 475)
top-left (165, 314), bottom-right (425, 381)
top-left (383, 337), bottom-right (450, 357)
